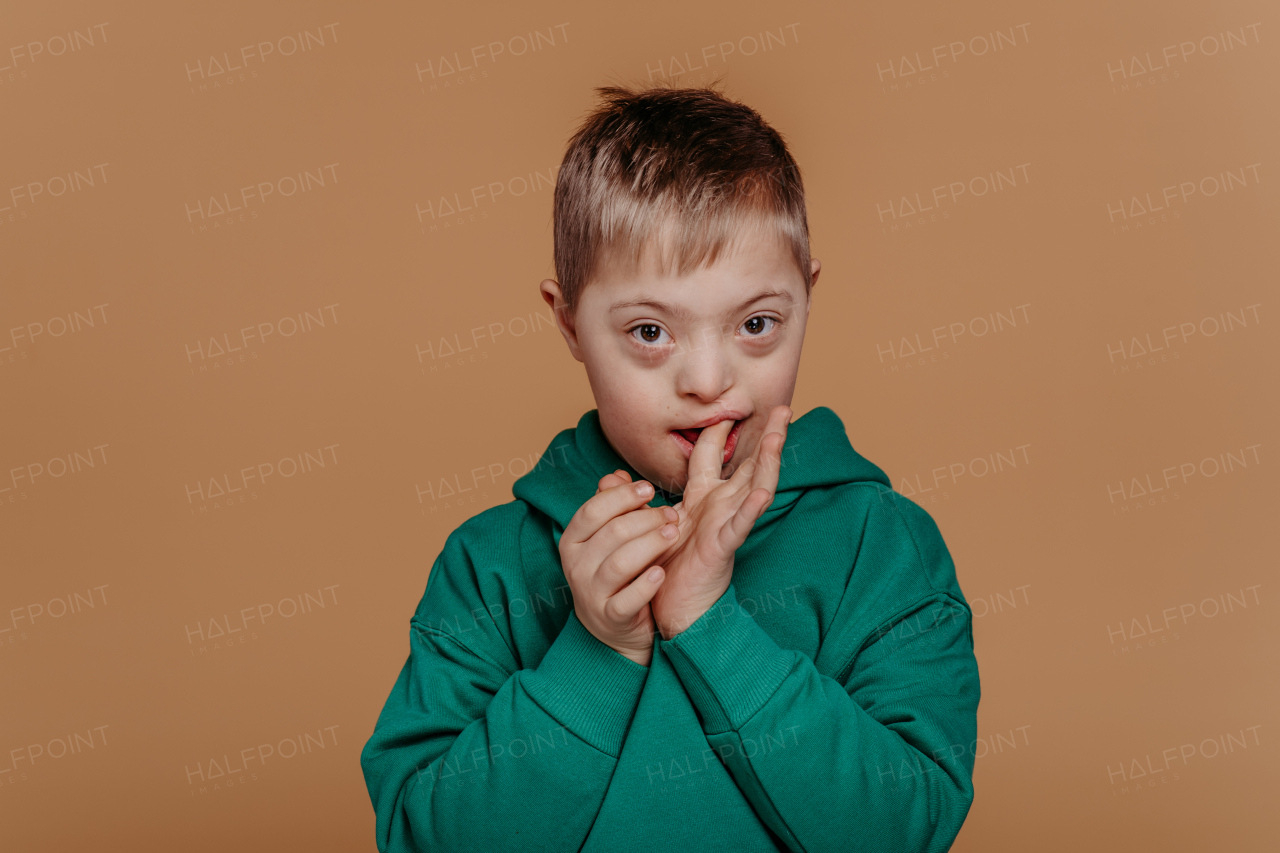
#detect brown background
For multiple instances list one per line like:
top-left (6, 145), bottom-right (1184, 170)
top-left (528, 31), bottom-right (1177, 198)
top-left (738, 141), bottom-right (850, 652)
top-left (2, 0), bottom-right (1277, 850)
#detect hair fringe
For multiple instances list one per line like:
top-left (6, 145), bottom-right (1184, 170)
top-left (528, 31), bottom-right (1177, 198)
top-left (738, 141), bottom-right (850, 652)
top-left (553, 83), bottom-right (810, 313)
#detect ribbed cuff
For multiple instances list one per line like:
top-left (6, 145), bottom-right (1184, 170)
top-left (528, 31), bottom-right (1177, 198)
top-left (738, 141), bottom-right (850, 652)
top-left (661, 585), bottom-right (796, 735)
top-left (523, 611), bottom-right (648, 757)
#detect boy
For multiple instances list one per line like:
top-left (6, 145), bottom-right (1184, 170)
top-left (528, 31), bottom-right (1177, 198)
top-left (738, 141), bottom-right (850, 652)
top-left (362, 85), bottom-right (980, 852)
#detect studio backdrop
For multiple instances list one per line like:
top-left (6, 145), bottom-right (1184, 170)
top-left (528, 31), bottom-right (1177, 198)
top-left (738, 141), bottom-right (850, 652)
top-left (2, 1), bottom-right (1277, 850)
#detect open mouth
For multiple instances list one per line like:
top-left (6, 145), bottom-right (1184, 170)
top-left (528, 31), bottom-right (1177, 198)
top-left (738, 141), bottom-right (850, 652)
top-left (670, 419), bottom-right (745, 465)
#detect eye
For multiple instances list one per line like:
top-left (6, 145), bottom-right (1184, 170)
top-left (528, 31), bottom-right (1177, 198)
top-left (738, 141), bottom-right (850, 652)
top-left (741, 315), bottom-right (778, 336)
top-left (629, 323), bottom-right (671, 346)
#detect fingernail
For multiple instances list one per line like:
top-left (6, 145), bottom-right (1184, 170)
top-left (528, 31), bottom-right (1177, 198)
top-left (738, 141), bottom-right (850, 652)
top-left (662, 506), bottom-right (678, 522)
top-left (635, 481), bottom-right (653, 497)
top-left (661, 524), bottom-right (677, 539)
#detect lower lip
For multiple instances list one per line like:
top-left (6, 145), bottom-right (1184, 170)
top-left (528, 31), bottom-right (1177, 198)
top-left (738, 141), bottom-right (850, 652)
top-left (670, 420), bottom-right (745, 465)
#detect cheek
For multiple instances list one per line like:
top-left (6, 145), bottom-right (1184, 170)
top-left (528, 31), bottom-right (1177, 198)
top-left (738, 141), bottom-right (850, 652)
top-left (739, 358), bottom-right (797, 399)
top-left (592, 366), bottom-right (649, 411)
top-left (601, 396), bottom-right (671, 451)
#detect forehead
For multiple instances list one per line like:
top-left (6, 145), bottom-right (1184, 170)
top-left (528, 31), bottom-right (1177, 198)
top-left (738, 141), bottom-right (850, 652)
top-left (585, 225), bottom-right (806, 316)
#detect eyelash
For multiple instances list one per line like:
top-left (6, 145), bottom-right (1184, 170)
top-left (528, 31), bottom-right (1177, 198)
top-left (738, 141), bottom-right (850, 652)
top-left (627, 315), bottom-right (780, 346)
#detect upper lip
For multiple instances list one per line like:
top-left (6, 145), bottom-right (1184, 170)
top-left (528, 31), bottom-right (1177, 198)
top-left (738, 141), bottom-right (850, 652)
top-left (676, 411), bottom-right (749, 430)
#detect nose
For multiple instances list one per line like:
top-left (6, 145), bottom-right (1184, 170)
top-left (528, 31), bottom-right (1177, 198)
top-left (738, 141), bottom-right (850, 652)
top-left (674, 323), bottom-right (734, 402)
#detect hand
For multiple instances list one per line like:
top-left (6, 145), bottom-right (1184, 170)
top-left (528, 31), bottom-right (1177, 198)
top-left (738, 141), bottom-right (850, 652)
top-left (650, 406), bottom-right (791, 639)
top-left (558, 472), bottom-right (681, 666)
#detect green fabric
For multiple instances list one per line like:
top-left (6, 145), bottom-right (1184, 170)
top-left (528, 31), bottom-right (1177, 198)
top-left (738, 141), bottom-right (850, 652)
top-left (361, 406), bottom-right (980, 852)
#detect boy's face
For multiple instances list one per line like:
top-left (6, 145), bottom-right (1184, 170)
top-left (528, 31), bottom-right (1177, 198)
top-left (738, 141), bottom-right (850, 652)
top-left (541, 226), bottom-right (820, 495)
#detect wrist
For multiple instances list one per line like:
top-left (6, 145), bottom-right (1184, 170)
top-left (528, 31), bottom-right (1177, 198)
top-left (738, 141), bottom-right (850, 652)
top-left (660, 584), bottom-right (796, 735)
top-left (614, 645), bottom-right (653, 667)
top-left (524, 611), bottom-right (649, 756)
top-left (581, 618), bottom-right (654, 666)
top-left (656, 583), bottom-right (731, 640)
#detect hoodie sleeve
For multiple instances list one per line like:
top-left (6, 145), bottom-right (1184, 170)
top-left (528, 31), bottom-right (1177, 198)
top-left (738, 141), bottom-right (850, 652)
top-left (660, 490), bottom-right (980, 853)
top-left (360, 515), bottom-right (649, 853)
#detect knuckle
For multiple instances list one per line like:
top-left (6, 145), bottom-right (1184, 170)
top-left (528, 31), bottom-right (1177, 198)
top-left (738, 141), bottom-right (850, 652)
top-left (622, 507), bottom-right (657, 535)
top-left (581, 502), bottom-right (609, 530)
top-left (605, 548), bottom-right (632, 576)
top-left (602, 597), bottom-right (621, 623)
top-left (580, 498), bottom-right (603, 521)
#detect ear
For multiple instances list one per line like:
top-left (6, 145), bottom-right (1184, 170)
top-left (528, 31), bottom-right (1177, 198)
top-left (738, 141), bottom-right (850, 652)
top-left (804, 258), bottom-right (821, 315)
top-left (539, 279), bottom-right (585, 362)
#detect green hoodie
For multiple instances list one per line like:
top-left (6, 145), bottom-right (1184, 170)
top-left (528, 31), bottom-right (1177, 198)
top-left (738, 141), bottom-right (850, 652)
top-left (361, 406), bottom-right (980, 853)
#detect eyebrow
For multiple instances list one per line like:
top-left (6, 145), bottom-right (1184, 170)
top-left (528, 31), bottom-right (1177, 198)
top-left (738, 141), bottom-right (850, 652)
top-left (608, 289), bottom-right (793, 321)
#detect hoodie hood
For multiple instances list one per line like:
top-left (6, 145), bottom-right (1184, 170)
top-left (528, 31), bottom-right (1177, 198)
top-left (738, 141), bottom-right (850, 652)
top-left (512, 406), bottom-right (890, 534)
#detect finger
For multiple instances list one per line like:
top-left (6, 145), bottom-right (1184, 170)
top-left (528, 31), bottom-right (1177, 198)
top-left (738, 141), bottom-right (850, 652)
top-left (755, 407), bottom-right (790, 463)
top-left (721, 406), bottom-right (786, 484)
top-left (719, 486), bottom-right (773, 552)
top-left (724, 421), bottom-right (778, 493)
top-left (724, 452), bottom-right (758, 494)
top-left (750, 418), bottom-right (788, 495)
top-left (596, 469), bottom-right (632, 495)
top-left (603, 566), bottom-right (665, 625)
top-left (743, 407), bottom-right (789, 487)
top-left (688, 418), bottom-right (735, 490)
top-left (595, 515), bottom-right (680, 592)
top-left (718, 410), bottom-right (788, 537)
top-left (565, 479), bottom-right (656, 546)
top-left (577, 504), bottom-right (677, 574)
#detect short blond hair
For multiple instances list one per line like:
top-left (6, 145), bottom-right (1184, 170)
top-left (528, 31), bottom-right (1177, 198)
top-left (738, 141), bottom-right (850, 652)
top-left (553, 84), bottom-right (811, 315)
